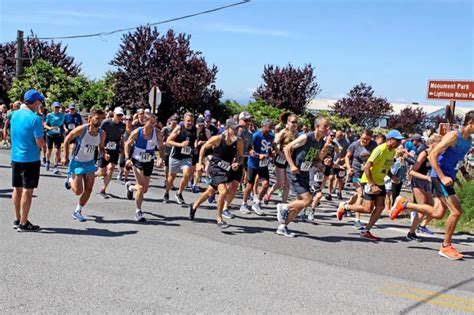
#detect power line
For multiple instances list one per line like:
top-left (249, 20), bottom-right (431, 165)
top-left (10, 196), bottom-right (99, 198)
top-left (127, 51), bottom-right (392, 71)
top-left (36, 0), bottom-right (251, 40)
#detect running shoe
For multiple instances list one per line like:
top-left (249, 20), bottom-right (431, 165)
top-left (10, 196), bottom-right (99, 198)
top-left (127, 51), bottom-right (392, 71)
top-left (53, 167), bottom-right (61, 175)
top-left (217, 221), bottom-right (229, 229)
top-left (17, 221), bottom-right (40, 232)
top-left (276, 203), bottom-right (289, 224)
top-left (189, 204), bottom-right (196, 220)
top-left (353, 220), bottom-right (365, 230)
top-left (175, 193), bottom-right (186, 205)
top-left (45, 162), bottom-right (50, 172)
top-left (42, 157), bottom-right (46, 165)
top-left (306, 209), bottom-right (315, 221)
top-left (325, 193), bottom-right (332, 201)
top-left (252, 203), bottom-right (265, 216)
top-left (417, 225), bottom-right (434, 235)
top-left (390, 196), bottom-right (407, 220)
top-left (135, 211), bottom-right (146, 222)
top-left (163, 193), bottom-right (169, 203)
top-left (64, 176), bottom-right (72, 190)
top-left (298, 210), bottom-right (306, 222)
top-left (277, 190), bottom-right (283, 197)
top-left (72, 211), bottom-right (86, 222)
top-left (263, 193), bottom-right (271, 205)
top-left (222, 209), bottom-right (234, 219)
top-left (360, 230), bottom-right (380, 241)
top-left (240, 204), bottom-right (251, 214)
top-left (276, 225), bottom-right (296, 237)
top-left (337, 192), bottom-right (343, 200)
top-left (207, 193), bottom-right (216, 204)
top-left (406, 232), bottom-right (422, 242)
top-left (13, 220), bottom-right (20, 229)
top-left (337, 202), bottom-right (347, 221)
top-left (99, 188), bottom-right (109, 199)
top-left (125, 182), bottom-right (134, 200)
top-left (192, 185), bottom-right (201, 194)
top-left (439, 245), bottom-right (464, 260)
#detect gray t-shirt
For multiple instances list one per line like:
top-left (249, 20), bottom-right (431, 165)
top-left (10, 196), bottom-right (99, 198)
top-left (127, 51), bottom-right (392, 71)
top-left (161, 126), bottom-right (173, 155)
top-left (334, 137), bottom-right (350, 159)
top-left (348, 140), bottom-right (377, 172)
top-left (100, 119), bottom-right (125, 151)
top-left (238, 127), bottom-right (253, 155)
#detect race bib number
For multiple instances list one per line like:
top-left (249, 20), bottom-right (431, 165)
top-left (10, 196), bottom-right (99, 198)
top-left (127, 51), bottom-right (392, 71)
top-left (139, 152), bottom-right (153, 163)
top-left (51, 126), bottom-right (60, 133)
top-left (300, 161), bottom-right (312, 172)
top-left (68, 123), bottom-right (75, 130)
top-left (338, 170), bottom-right (347, 177)
top-left (364, 184), bottom-right (374, 195)
top-left (259, 159), bottom-right (269, 168)
top-left (217, 160), bottom-right (231, 172)
top-left (181, 146), bottom-right (192, 155)
top-left (106, 142), bottom-right (117, 150)
top-left (275, 155), bottom-right (286, 165)
top-left (314, 171), bottom-right (324, 182)
top-left (84, 144), bottom-right (96, 158)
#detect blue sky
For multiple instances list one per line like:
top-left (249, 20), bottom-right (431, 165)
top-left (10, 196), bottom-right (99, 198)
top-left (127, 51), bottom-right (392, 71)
top-left (1, 0), bottom-right (472, 107)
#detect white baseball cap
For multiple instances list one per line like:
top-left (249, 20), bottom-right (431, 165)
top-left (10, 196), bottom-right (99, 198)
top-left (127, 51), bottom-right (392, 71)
top-left (114, 107), bottom-right (124, 115)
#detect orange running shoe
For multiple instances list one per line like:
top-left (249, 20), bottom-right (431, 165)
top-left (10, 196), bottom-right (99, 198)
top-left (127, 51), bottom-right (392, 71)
top-left (337, 202), bottom-right (346, 221)
top-left (390, 196), bottom-right (407, 220)
top-left (439, 245), bottom-right (464, 260)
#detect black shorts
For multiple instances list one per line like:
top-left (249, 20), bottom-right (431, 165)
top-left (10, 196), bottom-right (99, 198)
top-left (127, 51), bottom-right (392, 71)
top-left (132, 158), bottom-right (154, 177)
top-left (411, 178), bottom-right (431, 192)
top-left (228, 165), bottom-right (243, 183)
top-left (288, 171), bottom-right (311, 195)
top-left (332, 168), bottom-right (347, 179)
top-left (98, 151), bottom-right (120, 168)
top-left (247, 167), bottom-right (270, 183)
top-left (431, 177), bottom-right (456, 197)
top-left (362, 183), bottom-right (387, 200)
top-left (192, 153), bottom-right (199, 166)
top-left (12, 161), bottom-right (41, 189)
top-left (46, 134), bottom-right (63, 150)
top-left (324, 165), bottom-right (332, 177)
top-left (209, 167), bottom-right (230, 189)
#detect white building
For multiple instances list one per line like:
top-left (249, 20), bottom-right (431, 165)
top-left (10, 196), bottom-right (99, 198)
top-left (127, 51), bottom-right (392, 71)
top-left (306, 99), bottom-right (467, 128)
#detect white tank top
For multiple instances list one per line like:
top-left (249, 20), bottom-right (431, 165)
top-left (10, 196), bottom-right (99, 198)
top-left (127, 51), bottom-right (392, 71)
top-left (73, 125), bottom-right (101, 162)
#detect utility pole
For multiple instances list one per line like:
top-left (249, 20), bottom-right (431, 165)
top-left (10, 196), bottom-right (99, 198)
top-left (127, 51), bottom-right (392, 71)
top-left (15, 30), bottom-right (24, 80)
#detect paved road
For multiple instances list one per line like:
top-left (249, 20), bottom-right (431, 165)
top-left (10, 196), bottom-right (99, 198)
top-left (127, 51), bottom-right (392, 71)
top-left (0, 148), bottom-right (472, 313)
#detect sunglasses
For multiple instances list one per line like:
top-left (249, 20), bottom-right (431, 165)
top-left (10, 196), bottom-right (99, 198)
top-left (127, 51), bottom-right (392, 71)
top-left (289, 121), bottom-right (298, 124)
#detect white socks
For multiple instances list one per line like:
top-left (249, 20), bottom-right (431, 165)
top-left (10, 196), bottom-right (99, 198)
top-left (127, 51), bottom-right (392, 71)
top-left (75, 204), bottom-right (83, 213)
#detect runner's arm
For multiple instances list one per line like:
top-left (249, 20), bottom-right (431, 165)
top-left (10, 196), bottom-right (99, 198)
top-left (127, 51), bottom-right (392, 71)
top-left (284, 134), bottom-right (307, 170)
top-left (344, 151), bottom-right (353, 171)
top-left (156, 128), bottom-right (165, 159)
top-left (198, 135), bottom-right (221, 165)
top-left (363, 161), bottom-right (376, 186)
top-left (235, 138), bottom-right (244, 165)
top-left (63, 125), bottom-right (86, 160)
top-left (124, 129), bottom-right (139, 159)
top-left (166, 126), bottom-right (185, 148)
top-left (408, 151), bottom-right (430, 181)
top-left (98, 130), bottom-right (106, 156)
top-left (428, 131), bottom-right (457, 180)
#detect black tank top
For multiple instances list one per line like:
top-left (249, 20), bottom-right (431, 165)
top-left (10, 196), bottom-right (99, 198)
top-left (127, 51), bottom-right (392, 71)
top-left (416, 149), bottom-right (431, 175)
top-left (213, 135), bottom-right (237, 163)
top-left (171, 125), bottom-right (197, 160)
top-left (196, 128), bottom-right (208, 152)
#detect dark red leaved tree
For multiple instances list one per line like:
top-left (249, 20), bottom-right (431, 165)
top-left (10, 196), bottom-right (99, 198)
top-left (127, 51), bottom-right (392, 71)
top-left (253, 63), bottom-right (320, 115)
top-left (387, 106), bottom-right (427, 134)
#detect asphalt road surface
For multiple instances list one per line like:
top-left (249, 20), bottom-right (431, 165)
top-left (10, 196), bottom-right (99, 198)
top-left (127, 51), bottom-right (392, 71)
top-left (1, 148), bottom-right (472, 314)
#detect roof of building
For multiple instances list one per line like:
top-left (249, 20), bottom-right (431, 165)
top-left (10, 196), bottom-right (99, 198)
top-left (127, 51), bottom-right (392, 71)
top-left (306, 99), bottom-right (466, 117)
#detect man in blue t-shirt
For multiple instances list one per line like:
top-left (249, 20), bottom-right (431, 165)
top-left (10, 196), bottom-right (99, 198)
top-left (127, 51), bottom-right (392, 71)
top-left (44, 101), bottom-right (65, 173)
top-left (10, 89), bottom-right (46, 232)
top-left (64, 103), bottom-right (83, 142)
top-left (240, 118), bottom-right (274, 216)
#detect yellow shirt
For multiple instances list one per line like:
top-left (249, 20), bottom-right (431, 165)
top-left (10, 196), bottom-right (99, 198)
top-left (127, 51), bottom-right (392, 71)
top-left (360, 143), bottom-right (396, 185)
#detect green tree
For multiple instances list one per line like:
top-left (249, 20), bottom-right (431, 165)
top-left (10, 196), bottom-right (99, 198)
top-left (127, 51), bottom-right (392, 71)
top-left (246, 100), bottom-right (284, 126)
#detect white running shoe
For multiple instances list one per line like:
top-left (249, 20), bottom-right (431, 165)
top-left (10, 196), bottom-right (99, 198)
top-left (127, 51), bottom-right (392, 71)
top-left (252, 203), bottom-right (265, 216)
top-left (240, 204), bottom-right (251, 214)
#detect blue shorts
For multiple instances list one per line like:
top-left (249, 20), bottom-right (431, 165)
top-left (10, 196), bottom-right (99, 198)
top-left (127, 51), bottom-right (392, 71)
top-left (69, 159), bottom-right (97, 175)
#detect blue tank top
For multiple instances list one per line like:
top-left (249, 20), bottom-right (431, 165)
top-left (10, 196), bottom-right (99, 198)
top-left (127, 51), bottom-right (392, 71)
top-left (132, 127), bottom-right (158, 163)
top-left (430, 130), bottom-right (472, 179)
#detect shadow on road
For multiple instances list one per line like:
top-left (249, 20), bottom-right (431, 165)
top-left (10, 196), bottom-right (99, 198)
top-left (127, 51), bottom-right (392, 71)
top-left (90, 215), bottom-right (181, 227)
top-left (39, 227), bottom-right (138, 237)
top-left (399, 277), bottom-right (474, 314)
top-left (0, 188), bottom-right (13, 198)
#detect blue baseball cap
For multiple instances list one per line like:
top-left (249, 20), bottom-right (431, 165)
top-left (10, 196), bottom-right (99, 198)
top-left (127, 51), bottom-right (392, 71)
top-left (386, 129), bottom-right (405, 140)
top-left (52, 101), bottom-right (61, 108)
top-left (24, 89), bottom-right (45, 103)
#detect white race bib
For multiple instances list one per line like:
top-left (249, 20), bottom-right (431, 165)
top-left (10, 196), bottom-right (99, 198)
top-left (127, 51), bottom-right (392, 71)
top-left (181, 146), bottom-right (192, 155)
top-left (217, 160), bottom-right (231, 172)
top-left (259, 159), bottom-right (269, 168)
top-left (68, 123), bottom-right (75, 130)
top-left (338, 170), bottom-right (347, 177)
top-left (51, 126), bottom-right (60, 133)
top-left (275, 155), bottom-right (286, 165)
top-left (300, 161), bottom-right (312, 172)
top-left (314, 172), bottom-right (324, 182)
top-left (364, 184), bottom-right (374, 195)
top-left (106, 142), bottom-right (118, 150)
top-left (139, 152), bottom-right (153, 163)
top-left (83, 144), bottom-right (96, 158)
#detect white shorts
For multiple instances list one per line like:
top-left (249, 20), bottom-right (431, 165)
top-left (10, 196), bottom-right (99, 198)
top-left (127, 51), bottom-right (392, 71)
top-left (169, 157), bottom-right (192, 174)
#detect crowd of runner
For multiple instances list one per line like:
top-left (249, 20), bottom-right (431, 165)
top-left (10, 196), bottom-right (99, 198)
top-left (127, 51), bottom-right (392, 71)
top-left (5, 89), bottom-right (474, 261)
